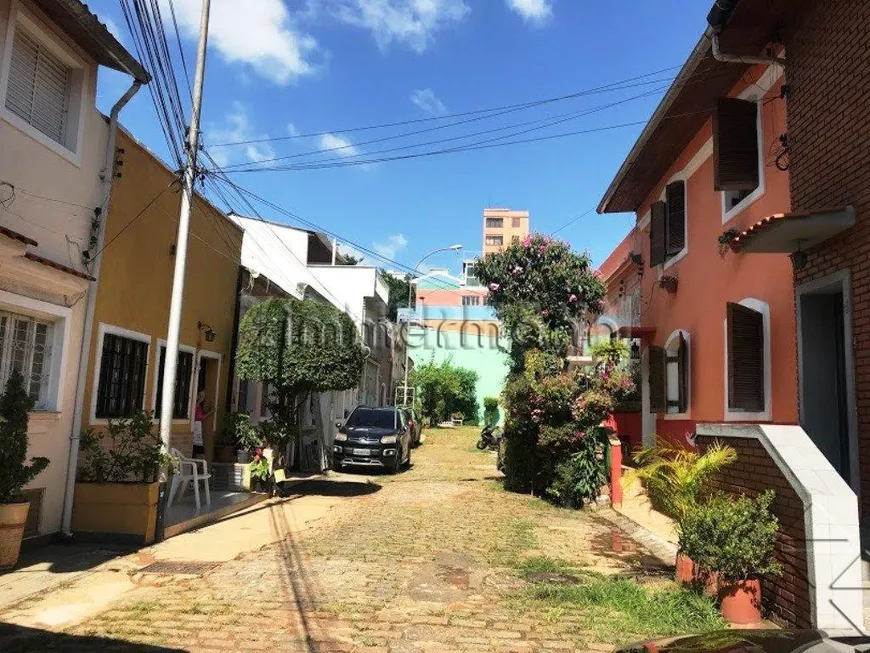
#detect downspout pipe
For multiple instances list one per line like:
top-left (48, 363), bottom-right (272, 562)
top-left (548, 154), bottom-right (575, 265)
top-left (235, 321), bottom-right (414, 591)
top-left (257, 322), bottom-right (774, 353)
top-left (59, 80), bottom-right (143, 537)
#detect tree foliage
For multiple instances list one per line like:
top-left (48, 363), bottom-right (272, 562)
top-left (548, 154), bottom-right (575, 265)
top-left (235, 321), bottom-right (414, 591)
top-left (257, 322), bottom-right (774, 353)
top-left (0, 371), bottom-right (48, 503)
top-left (335, 251), bottom-right (362, 265)
top-left (78, 411), bottom-right (162, 484)
top-left (236, 298), bottom-right (366, 395)
top-left (626, 442), bottom-right (737, 524)
top-left (483, 397), bottom-right (499, 426)
top-left (382, 272), bottom-right (414, 322)
top-left (475, 234), bottom-right (605, 333)
top-left (680, 490), bottom-right (781, 581)
top-left (414, 356), bottom-right (479, 425)
top-left (473, 233), bottom-right (631, 505)
top-left (236, 298), bottom-right (366, 466)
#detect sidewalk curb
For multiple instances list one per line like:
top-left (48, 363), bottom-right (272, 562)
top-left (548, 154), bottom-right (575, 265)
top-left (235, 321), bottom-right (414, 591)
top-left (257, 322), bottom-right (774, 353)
top-left (598, 507), bottom-right (678, 566)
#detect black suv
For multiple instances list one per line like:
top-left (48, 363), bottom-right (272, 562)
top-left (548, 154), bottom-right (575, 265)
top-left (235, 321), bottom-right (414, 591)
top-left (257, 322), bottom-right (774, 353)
top-left (333, 406), bottom-right (412, 473)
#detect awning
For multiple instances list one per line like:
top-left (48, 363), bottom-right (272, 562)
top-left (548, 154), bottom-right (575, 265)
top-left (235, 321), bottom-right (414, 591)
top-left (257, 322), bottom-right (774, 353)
top-left (24, 252), bottom-right (94, 281)
top-left (617, 326), bottom-right (656, 340)
top-left (0, 225), bottom-right (38, 247)
top-left (730, 207), bottom-right (856, 254)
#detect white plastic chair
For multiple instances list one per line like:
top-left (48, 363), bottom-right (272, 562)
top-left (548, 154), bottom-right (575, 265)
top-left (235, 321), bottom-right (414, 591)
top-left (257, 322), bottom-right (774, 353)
top-left (167, 448), bottom-right (211, 511)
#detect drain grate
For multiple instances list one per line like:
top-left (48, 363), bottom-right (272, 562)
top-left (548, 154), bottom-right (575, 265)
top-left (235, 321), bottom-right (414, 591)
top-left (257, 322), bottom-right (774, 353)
top-left (139, 560), bottom-right (218, 575)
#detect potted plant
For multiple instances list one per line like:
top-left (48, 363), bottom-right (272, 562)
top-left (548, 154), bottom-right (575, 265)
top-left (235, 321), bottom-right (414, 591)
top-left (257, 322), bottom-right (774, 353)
top-left (74, 411), bottom-right (164, 544)
top-left (225, 412), bottom-right (259, 463)
top-left (681, 490), bottom-right (781, 624)
top-left (626, 441), bottom-right (737, 584)
top-left (249, 448), bottom-right (272, 493)
top-left (0, 371), bottom-right (49, 569)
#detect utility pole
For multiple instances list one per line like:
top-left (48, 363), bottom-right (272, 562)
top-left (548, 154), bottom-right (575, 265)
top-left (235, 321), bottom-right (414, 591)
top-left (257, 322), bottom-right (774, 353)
top-left (159, 0), bottom-right (211, 448)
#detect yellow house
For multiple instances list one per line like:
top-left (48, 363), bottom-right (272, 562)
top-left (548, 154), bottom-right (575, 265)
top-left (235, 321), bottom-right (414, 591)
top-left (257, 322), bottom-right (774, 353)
top-left (79, 129), bottom-right (242, 458)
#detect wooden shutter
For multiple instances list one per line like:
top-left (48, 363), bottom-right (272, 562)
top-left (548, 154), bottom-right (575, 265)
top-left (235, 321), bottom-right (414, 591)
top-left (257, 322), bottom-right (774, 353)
top-left (649, 201), bottom-right (667, 268)
top-left (648, 345), bottom-right (667, 413)
top-left (713, 98), bottom-right (759, 191)
top-left (727, 303), bottom-right (765, 411)
top-left (677, 332), bottom-right (689, 413)
top-left (6, 29), bottom-right (71, 145)
top-left (665, 181), bottom-right (686, 256)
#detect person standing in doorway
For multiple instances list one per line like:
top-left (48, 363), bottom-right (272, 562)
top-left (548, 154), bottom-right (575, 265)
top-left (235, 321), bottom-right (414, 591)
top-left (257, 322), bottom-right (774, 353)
top-left (193, 389), bottom-right (212, 459)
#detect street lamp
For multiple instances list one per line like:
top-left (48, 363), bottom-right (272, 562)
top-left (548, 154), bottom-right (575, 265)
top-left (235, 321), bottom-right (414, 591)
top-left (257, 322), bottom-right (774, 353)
top-left (402, 244), bottom-right (462, 406)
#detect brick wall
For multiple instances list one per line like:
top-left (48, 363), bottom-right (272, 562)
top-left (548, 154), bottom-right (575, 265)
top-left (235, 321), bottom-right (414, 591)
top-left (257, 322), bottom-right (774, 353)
top-left (786, 0), bottom-right (870, 520)
top-left (696, 435), bottom-right (812, 628)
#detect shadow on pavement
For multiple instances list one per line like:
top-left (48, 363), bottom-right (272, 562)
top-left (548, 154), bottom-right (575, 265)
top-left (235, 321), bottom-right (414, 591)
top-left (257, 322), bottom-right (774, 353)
top-left (0, 623), bottom-right (187, 653)
top-left (284, 479), bottom-right (381, 497)
top-left (15, 543), bottom-right (135, 575)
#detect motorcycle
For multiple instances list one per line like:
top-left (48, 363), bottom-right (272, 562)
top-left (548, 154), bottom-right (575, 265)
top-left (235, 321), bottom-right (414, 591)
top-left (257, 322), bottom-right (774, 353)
top-left (476, 424), bottom-right (501, 450)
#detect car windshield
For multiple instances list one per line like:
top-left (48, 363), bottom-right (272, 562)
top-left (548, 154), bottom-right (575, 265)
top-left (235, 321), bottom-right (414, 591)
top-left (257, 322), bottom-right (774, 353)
top-left (346, 408), bottom-right (397, 429)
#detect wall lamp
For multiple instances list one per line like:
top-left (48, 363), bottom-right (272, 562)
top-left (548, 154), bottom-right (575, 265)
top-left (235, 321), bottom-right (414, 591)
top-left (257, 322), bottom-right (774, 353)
top-left (198, 321), bottom-right (216, 343)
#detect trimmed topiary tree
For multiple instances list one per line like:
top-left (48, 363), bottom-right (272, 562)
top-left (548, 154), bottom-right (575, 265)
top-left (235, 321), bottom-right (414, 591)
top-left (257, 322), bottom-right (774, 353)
top-left (235, 298), bottom-right (366, 468)
top-left (0, 371), bottom-right (48, 504)
top-left (483, 397), bottom-right (499, 426)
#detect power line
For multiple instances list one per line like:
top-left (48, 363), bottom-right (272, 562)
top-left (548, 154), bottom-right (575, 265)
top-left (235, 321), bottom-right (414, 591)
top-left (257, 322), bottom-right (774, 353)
top-left (551, 208), bottom-right (596, 236)
top-left (204, 170), bottom-right (468, 295)
top-left (199, 151), bottom-right (373, 317)
top-left (222, 63), bottom-right (745, 174)
top-left (219, 84), bottom-right (669, 171)
top-left (166, 0), bottom-right (193, 99)
top-left (209, 64), bottom-right (686, 147)
top-left (225, 119), bottom-right (652, 173)
top-left (92, 182), bottom-right (177, 261)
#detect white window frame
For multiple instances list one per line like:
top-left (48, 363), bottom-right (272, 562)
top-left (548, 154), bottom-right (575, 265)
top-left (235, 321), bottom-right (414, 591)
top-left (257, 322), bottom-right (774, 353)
top-left (718, 61), bottom-right (786, 225)
top-left (151, 339), bottom-right (196, 425)
top-left (720, 93), bottom-right (765, 224)
top-left (0, 1), bottom-right (90, 165)
top-left (90, 323), bottom-right (151, 425)
top-left (663, 329), bottom-right (691, 420)
top-left (723, 297), bottom-right (772, 422)
top-left (195, 348), bottom-right (223, 434)
top-left (485, 234), bottom-right (504, 247)
top-left (0, 290), bottom-right (70, 412)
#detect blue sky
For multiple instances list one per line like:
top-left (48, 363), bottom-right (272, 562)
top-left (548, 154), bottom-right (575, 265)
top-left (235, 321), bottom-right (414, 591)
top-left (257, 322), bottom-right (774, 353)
top-left (89, 0), bottom-right (710, 272)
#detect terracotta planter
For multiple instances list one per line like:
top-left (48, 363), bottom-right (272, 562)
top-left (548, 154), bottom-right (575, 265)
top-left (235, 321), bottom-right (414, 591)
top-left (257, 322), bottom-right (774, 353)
top-left (675, 551), bottom-right (694, 584)
top-left (719, 578), bottom-right (761, 624)
top-left (0, 502), bottom-right (30, 570)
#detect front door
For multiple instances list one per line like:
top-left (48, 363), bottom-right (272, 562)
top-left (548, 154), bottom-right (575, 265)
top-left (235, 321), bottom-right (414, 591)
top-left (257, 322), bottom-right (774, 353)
top-left (799, 280), bottom-right (853, 485)
top-left (197, 356), bottom-right (219, 459)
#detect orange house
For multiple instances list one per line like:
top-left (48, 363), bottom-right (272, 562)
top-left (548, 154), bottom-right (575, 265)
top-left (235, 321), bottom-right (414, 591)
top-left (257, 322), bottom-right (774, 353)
top-left (597, 57), bottom-right (796, 447)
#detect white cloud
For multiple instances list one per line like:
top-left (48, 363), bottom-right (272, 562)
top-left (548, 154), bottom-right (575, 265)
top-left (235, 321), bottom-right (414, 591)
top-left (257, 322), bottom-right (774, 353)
top-left (332, 0), bottom-right (470, 53)
top-left (318, 133), bottom-right (360, 158)
top-left (164, 0), bottom-right (318, 84)
top-left (207, 103), bottom-right (276, 167)
top-left (337, 242), bottom-right (366, 263)
top-left (410, 88), bottom-right (447, 115)
top-left (287, 123), bottom-right (300, 137)
top-left (373, 234), bottom-right (408, 260)
top-left (506, 0), bottom-right (553, 25)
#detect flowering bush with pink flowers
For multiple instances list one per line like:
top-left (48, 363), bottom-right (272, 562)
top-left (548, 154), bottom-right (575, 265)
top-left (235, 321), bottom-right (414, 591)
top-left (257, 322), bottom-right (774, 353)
top-left (474, 235), bottom-right (633, 503)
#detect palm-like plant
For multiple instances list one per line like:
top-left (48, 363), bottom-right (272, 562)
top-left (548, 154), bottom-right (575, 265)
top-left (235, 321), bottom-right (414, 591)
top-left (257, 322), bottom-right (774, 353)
top-left (626, 441), bottom-right (737, 524)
